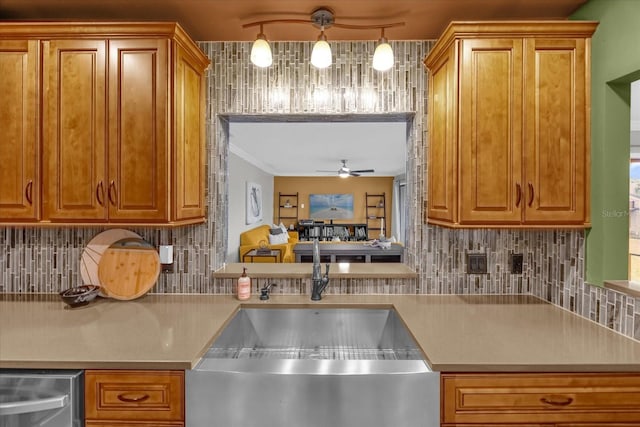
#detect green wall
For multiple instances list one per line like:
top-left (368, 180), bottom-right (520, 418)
top-left (572, 0), bottom-right (640, 284)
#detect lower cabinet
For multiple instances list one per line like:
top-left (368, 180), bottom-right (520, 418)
top-left (86, 423), bottom-right (184, 426)
top-left (442, 373), bottom-right (640, 426)
top-left (85, 370), bottom-right (184, 426)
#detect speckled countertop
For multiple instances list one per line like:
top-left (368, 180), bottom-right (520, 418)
top-left (1, 293), bottom-right (640, 372)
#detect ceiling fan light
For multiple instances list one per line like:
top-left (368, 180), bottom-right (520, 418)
top-left (339, 171), bottom-right (350, 178)
top-left (250, 33), bottom-right (272, 67)
top-left (373, 38), bottom-right (394, 71)
top-left (311, 31), bottom-right (332, 68)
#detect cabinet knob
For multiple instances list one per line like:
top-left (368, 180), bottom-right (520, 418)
top-left (515, 183), bottom-right (522, 207)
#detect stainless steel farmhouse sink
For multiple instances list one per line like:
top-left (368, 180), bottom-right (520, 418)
top-left (186, 308), bottom-right (439, 427)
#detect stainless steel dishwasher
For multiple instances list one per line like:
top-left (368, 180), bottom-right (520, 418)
top-left (0, 370), bottom-right (83, 427)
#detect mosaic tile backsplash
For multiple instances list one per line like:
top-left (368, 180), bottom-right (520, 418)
top-left (0, 40), bottom-right (638, 341)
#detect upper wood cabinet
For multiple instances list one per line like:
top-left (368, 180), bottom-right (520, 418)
top-left (107, 39), bottom-right (169, 222)
top-left (173, 43), bottom-right (207, 221)
top-left (0, 22), bottom-right (209, 226)
top-left (0, 40), bottom-right (39, 221)
top-left (424, 22), bottom-right (597, 228)
top-left (42, 39), bottom-right (107, 221)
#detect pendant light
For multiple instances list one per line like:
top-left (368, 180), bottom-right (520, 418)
top-left (242, 8), bottom-right (404, 70)
top-left (372, 29), bottom-right (394, 71)
top-left (311, 26), bottom-right (332, 69)
top-left (250, 24), bottom-right (272, 68)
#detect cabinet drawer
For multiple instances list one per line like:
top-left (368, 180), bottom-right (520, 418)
top-left (85, 370), bottom-right (184, 422)
top-left (86, 423), bottom-right (183, 427)
top-left (443, 425), bottom-right (550, 427)
top-left (442, 373), bottom-right (640, 424)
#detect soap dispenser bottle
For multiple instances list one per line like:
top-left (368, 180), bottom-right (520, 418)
top-left (237, 267), bottom-right (251, 300)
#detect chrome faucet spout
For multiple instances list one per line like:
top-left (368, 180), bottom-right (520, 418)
top-left (311, 239), bottom-right (329, 300)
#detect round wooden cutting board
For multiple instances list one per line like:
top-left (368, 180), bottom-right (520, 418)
top-left (97, 238), bottom-right (161, 300)
top-left (81, 229), bottom-right (141, 296)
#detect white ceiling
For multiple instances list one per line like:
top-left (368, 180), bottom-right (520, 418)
top-left (228, 120), bottom-right (408, 177)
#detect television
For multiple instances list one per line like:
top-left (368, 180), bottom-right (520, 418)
top-left (309, 194), bottom-right (354, 220)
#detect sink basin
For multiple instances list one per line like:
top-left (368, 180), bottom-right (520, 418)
top-left (187, 308), bottom-right (439, 427)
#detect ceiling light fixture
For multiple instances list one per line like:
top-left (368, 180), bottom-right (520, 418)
top-left (243, 8), bottom-right (404, 71)
top-left (250, 24), bottom-right (273, 67)
top-left (310, 25), bottom-right (332, 68)
top-left (372, 28), bottom-right (394, 71)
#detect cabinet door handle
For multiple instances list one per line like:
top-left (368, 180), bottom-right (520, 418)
top-left (540, 395), bottom-right (574, 406)
top-left (515, 183), bottom-right (522, 207)
top-left (528, 182), bottom-right (534, 207)
top-left (96, 181), bottom-right (105, 206)
top-left (108, 180), bottom-right (117, 206)
top-left (25, 180), bottom-right (33, 205)
top-left (117, 393), bottom-right (150, 403)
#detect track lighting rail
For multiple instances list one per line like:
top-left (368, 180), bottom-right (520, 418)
top-left (242, 19), bottom-right (405, 31)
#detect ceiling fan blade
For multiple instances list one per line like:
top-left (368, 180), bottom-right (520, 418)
top-left (351, 169), bottom-right (374, 173)
top-left (349, 172), bottom-right (361, 177)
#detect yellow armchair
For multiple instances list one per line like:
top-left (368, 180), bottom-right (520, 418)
top-left (239, 224), bottom-right (299, 263)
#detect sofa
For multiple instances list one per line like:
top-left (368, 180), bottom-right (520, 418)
top-left (239, 224), bottom-right (299, 263)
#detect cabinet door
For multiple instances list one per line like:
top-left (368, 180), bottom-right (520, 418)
top-left (108, 39), bottom-right (168, 222)
top-left (173, 43), bottom-right (206, 221)
top-left (523, 38), bottom-right (589, 225)
top-left (0, 40), bottom-right (39, 221)
top-left (459, 39), bottom-right (523, 225)
top-left (42, 39), bottom-right (107, 221)
top-left (427, 43), bottom-right (458, 225)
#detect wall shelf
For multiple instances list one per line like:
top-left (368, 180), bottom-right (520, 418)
top-left (366, 192), bottom-right (386, 239)
top-left (277, 192), bottom-right (298, 228)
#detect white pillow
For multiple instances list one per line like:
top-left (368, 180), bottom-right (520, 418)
top-left (269, 232), bottom-right (288, 245)
top-left (274, 222), bottom-right (289, 238)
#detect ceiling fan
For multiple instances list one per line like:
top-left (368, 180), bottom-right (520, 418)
top-left (317, 159), bottom-right (375, 177)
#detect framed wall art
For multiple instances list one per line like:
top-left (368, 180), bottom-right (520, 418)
top-left (246, 182), bottom-right (263, 224)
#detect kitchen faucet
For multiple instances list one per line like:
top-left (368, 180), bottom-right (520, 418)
top-left (311, 239), bottom-right (330, 301)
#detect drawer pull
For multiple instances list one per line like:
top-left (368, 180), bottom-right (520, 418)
top-left (117, 393), bottom-right (150, 403)
top-left (540, 395), bottom-right (574, 406)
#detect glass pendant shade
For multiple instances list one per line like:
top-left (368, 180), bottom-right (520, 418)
top-left (372, 39), bottom-right (394, 71)
top-left (311, 32), bottom-right (332, 68)
top-left (250, 35), bottom-right (272, 67)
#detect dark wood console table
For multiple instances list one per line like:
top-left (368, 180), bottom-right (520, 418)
top-left (293, 242), bottom-right (404, 263)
